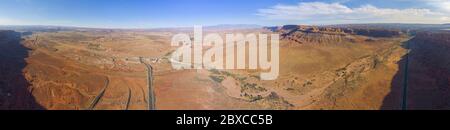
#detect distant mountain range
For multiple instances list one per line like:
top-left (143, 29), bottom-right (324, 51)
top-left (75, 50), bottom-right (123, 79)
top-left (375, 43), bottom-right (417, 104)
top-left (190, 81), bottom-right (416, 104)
top-left (203, 24), bottom-right (262, 30)
top-left (326, 23), bottom-right (450, 31)
top-left (1, 23), bottom-right (449, 32)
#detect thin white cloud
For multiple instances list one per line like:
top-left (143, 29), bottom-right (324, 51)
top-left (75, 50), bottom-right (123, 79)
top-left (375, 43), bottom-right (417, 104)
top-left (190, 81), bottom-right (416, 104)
top-left (420, 0), bottom-right (450, 12)
top-left (0, 16), bottom-right (78, 26)
top-left (0, 18), bottom-right (24, 25)
top-left (257, 2), bottom-right (450, 24)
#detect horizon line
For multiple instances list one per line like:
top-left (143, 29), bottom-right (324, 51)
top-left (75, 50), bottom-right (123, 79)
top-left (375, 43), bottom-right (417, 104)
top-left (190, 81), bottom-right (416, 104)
top-left (1, 23), bottom-right (449, 30)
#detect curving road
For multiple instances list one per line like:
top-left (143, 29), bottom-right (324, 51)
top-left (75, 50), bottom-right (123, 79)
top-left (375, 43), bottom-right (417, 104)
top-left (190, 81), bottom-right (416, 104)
top-left (87, 77), bottom-right (109, 110)
top-left (140, 57), bottom-right (156, 110)
top-left (125, 87), bottom-right (132, 110)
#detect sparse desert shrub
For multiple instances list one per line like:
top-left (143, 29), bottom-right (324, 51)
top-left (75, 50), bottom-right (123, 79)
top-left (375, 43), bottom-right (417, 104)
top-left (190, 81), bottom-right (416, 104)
top-left (241, 83), bottom-right (267, 93)
top-left (87, 43), bottom-right (106, 51)
top-left (242, 93), bottom-right (263, 102)
top-left (208, 69), bottom-right (221, 75)
top-left (164, 51), bottom-right (174, 57)
top-left (209, 75), bottom-right (225, 83)
top-left (250, 95), bottom-right (263, 102)
top-left (286, 88), bottom-right (295, 91)
top-left (250, 75), bottom-right (260, 80)
top-left (221, 71), bottom-right (234, 77)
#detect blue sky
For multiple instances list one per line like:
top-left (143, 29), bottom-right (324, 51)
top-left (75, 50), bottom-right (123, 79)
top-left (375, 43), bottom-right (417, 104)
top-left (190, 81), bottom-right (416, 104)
top-left (0, 0), bottom-right (449, 28)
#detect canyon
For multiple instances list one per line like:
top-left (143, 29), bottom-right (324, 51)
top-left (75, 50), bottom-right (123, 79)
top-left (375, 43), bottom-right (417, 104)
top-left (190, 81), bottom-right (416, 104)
top-left (0, 24), bottom-right (449, 110)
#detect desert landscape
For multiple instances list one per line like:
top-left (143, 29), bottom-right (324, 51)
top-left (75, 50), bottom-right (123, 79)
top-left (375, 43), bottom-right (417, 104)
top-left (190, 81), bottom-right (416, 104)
top-left (1, 23), bottom-right (448, 110)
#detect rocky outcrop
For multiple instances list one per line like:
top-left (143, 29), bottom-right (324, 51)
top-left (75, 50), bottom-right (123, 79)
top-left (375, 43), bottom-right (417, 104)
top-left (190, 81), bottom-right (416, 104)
top-left (267, 25), bottom-right (351, 44)
top-left (266, 25), bottom-right (403, 44)
top-left (351, 28), bottom-right (402, 38)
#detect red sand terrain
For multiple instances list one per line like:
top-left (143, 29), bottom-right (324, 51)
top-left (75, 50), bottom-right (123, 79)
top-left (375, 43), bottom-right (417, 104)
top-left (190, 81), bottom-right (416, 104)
top-left (0, 25), bottom-right (449, 110)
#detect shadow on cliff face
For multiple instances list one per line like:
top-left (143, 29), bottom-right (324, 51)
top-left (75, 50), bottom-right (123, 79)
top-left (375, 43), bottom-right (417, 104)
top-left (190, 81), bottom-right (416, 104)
top-left (381, 32), bottom-right (450, 110)
top-left (0, 30), bottom-right (44, 110)
top-left (380, 40), bottom-right (409, 110)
